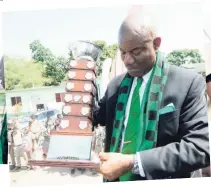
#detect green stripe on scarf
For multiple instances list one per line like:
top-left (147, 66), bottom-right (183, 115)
top-left (107, 52), bottom-right (169, 182)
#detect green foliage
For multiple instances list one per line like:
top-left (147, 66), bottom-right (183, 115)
top-left (6, 39), bottom-right (118, 90)
top-left (4, 56), bottom-right (46, 90)
top-left (167, 49), bottom-right (204, 66)
top-left (4, 57), bottom-right (45, 90)
top-left (30, 40), bottom-right (54, 63)
top-left (42, 57), bottom-right (69, 86)
top-left (29, 40), bottom-right (69, 86)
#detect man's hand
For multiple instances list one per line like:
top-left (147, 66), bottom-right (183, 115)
top-left (94, 152), bottom-right (134, 181)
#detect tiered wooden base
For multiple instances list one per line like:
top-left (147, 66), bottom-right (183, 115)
top-left (28, 131), bottom-right (100, 168)
top-left (28, 159), bottom-right (100, 168)
top-left (28, 59), bottom-right (100, 169)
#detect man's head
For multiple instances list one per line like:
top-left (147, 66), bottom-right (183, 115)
top-left (31, 114), bottom-right (36, 121)
top-left (57, 114), bottom-right (62, 118)
top-left (8, 120), bottom-right (13, 130)
top-left (118, 12), bottom-right (161, 77)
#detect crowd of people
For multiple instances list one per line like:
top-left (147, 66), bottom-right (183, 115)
top-left (8, 113), bottom-right (62, 171)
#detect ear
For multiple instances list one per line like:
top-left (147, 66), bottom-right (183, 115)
top-left (153, 37), bottom-right (161, 50)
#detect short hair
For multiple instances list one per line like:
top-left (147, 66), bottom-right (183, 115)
top-left (206, 74), bottom-right (211, 83)
top-left (118, 9), bottom-right (159, 41)
top-left (31, 114), bottom-right (36, 119)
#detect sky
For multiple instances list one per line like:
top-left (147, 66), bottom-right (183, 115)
top-left (2, 2), bottom-right (205, 59)
top-left (202, 0), bottom-right (211, 42)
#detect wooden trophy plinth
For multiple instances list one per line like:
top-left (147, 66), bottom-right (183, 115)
top-left (29, 48), bottom-right (102, 169)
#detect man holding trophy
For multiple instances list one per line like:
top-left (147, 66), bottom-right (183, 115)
top-left (92, 12), bottom-right (210, 182)
top-left (28, 12), bottom-right (210, 183)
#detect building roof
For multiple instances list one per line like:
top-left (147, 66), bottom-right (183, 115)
top-left (6, 82), bottom-right (66, 93)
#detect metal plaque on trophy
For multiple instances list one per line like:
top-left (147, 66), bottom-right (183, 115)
top-left (29, 41), bottom-right (102, 169)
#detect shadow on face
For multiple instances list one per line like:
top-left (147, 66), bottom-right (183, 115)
top-left (118, 22), bottom-right (161, 77)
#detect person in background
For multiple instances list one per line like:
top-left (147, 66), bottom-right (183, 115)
top-left (42, 121), bottom-right (51, 160)
top-left (201, 73), bottom-right (211, 177)
top-left (29, 115), bottom-right (41, 153)
top-left (206, 74), bottom-right (211, 101)
top-left (22, 126), bottom-right (34, 170)
top-left (55, 114), bottom-right (62, 131)
top-left (9, 119), bottom-right (24, 171)
top-left (8, 120), bottom-right (15, 169)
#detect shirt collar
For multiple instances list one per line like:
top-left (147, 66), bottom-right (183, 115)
top-left (143, 68), bottom-right (153, 83)
top-left (134, 68), bottom-right (153, 84)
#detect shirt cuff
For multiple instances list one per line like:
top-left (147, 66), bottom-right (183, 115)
top-left (136, 152), bottom-right (146, 177)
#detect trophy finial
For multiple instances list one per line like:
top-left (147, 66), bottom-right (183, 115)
top-left (71, 40), bottom-right (102, 62)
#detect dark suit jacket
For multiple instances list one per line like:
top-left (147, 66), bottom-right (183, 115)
top-left (93, 64), bottom-right (210, 180)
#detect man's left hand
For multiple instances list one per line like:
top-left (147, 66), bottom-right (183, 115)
top-left (93, 152), bottom-right (134, 181)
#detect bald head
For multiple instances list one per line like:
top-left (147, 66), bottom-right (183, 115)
top-left (118, 12), bottom-right (161, 77)
top-left (118, 12), bottom-right (157, 44)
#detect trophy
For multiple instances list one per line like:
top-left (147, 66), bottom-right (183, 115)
top-left (29, 41), bottom-right (102, 169)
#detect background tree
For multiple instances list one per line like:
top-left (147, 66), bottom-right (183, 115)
top-left (4, 56), bottom-right (46, 90)
top-left (42, 57), bottom-right (69, 86)
top-left (167, 49), bottom-right (204, 66)
top-left (6, 40), bottom-right (119, 90)
top-left (29, 40), bottom-right (69, 86)
top-left (30, 40), bottom-right (54, 63)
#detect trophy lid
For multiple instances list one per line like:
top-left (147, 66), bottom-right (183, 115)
top-left (71, 40), bottom-right (102, 62)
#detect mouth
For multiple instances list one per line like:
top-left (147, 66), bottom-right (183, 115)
top-left (127, 68), bottom-right (142, 74)
top-left (126, 67), bottom-right (147, 77)
top-left (127, 69), bottom-right (142, 76)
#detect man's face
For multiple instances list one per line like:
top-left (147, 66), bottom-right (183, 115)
top-left (8, 123), bottom-right (13, 130)
top-left (119, 30), bottom-right (159, 77)
top-left (12, 119), bottom-right (16, 125)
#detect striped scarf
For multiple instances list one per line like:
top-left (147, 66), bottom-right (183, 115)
top-left (108, 51), bottom-right (169, 182)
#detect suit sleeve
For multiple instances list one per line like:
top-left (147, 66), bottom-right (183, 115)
top-left (137, 74), bottom-right (210, 179)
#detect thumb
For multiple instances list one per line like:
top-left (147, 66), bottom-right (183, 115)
top-left (99, 152), bottom-right (109, 161)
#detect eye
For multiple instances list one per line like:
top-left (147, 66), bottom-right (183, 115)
top-left (120, 51), bottom-right (126, 55)
top-left (131, 48), bottom-right (144, 55)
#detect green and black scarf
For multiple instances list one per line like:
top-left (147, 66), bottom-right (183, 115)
top-left (108, 51), bottom-right (169, 182)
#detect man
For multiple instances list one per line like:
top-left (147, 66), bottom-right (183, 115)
top-left (55, 114), bottom-right (62, 131)
top-left (23, 126), bottom-right (34, 170)
top-left (201, 73), bottom-right (211, 177)
top-left (206, 74), bottom-right (211, 101)
top-left (8, 120), bottom-right (15, 169)
top-left (29, 115), bottom-right (41, 149)
top-left (93, 13), bottom-right (210, 182)
top-left (9, 119), bottom-right (23, 170)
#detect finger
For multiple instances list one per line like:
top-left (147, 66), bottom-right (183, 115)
top-left (99, 152), bottom-right (109, 161)
top-left (93, 167), bottom-right (104, 175)
top-left (104, 174), bottom-right (115, 181)
top-left (93, 167), bottom-right (101, 173)
top-left (93, 160), bottom-right (104, 172)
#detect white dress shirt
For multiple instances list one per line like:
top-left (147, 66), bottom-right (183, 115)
top-left (120, 69), bottom-right (152, 177)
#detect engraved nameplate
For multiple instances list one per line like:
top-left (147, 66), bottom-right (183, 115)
top-left (47, 135), bottom-right (93, 160)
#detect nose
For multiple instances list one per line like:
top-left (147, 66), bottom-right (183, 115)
top-left (123, 52), bottom-right (134, 65)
